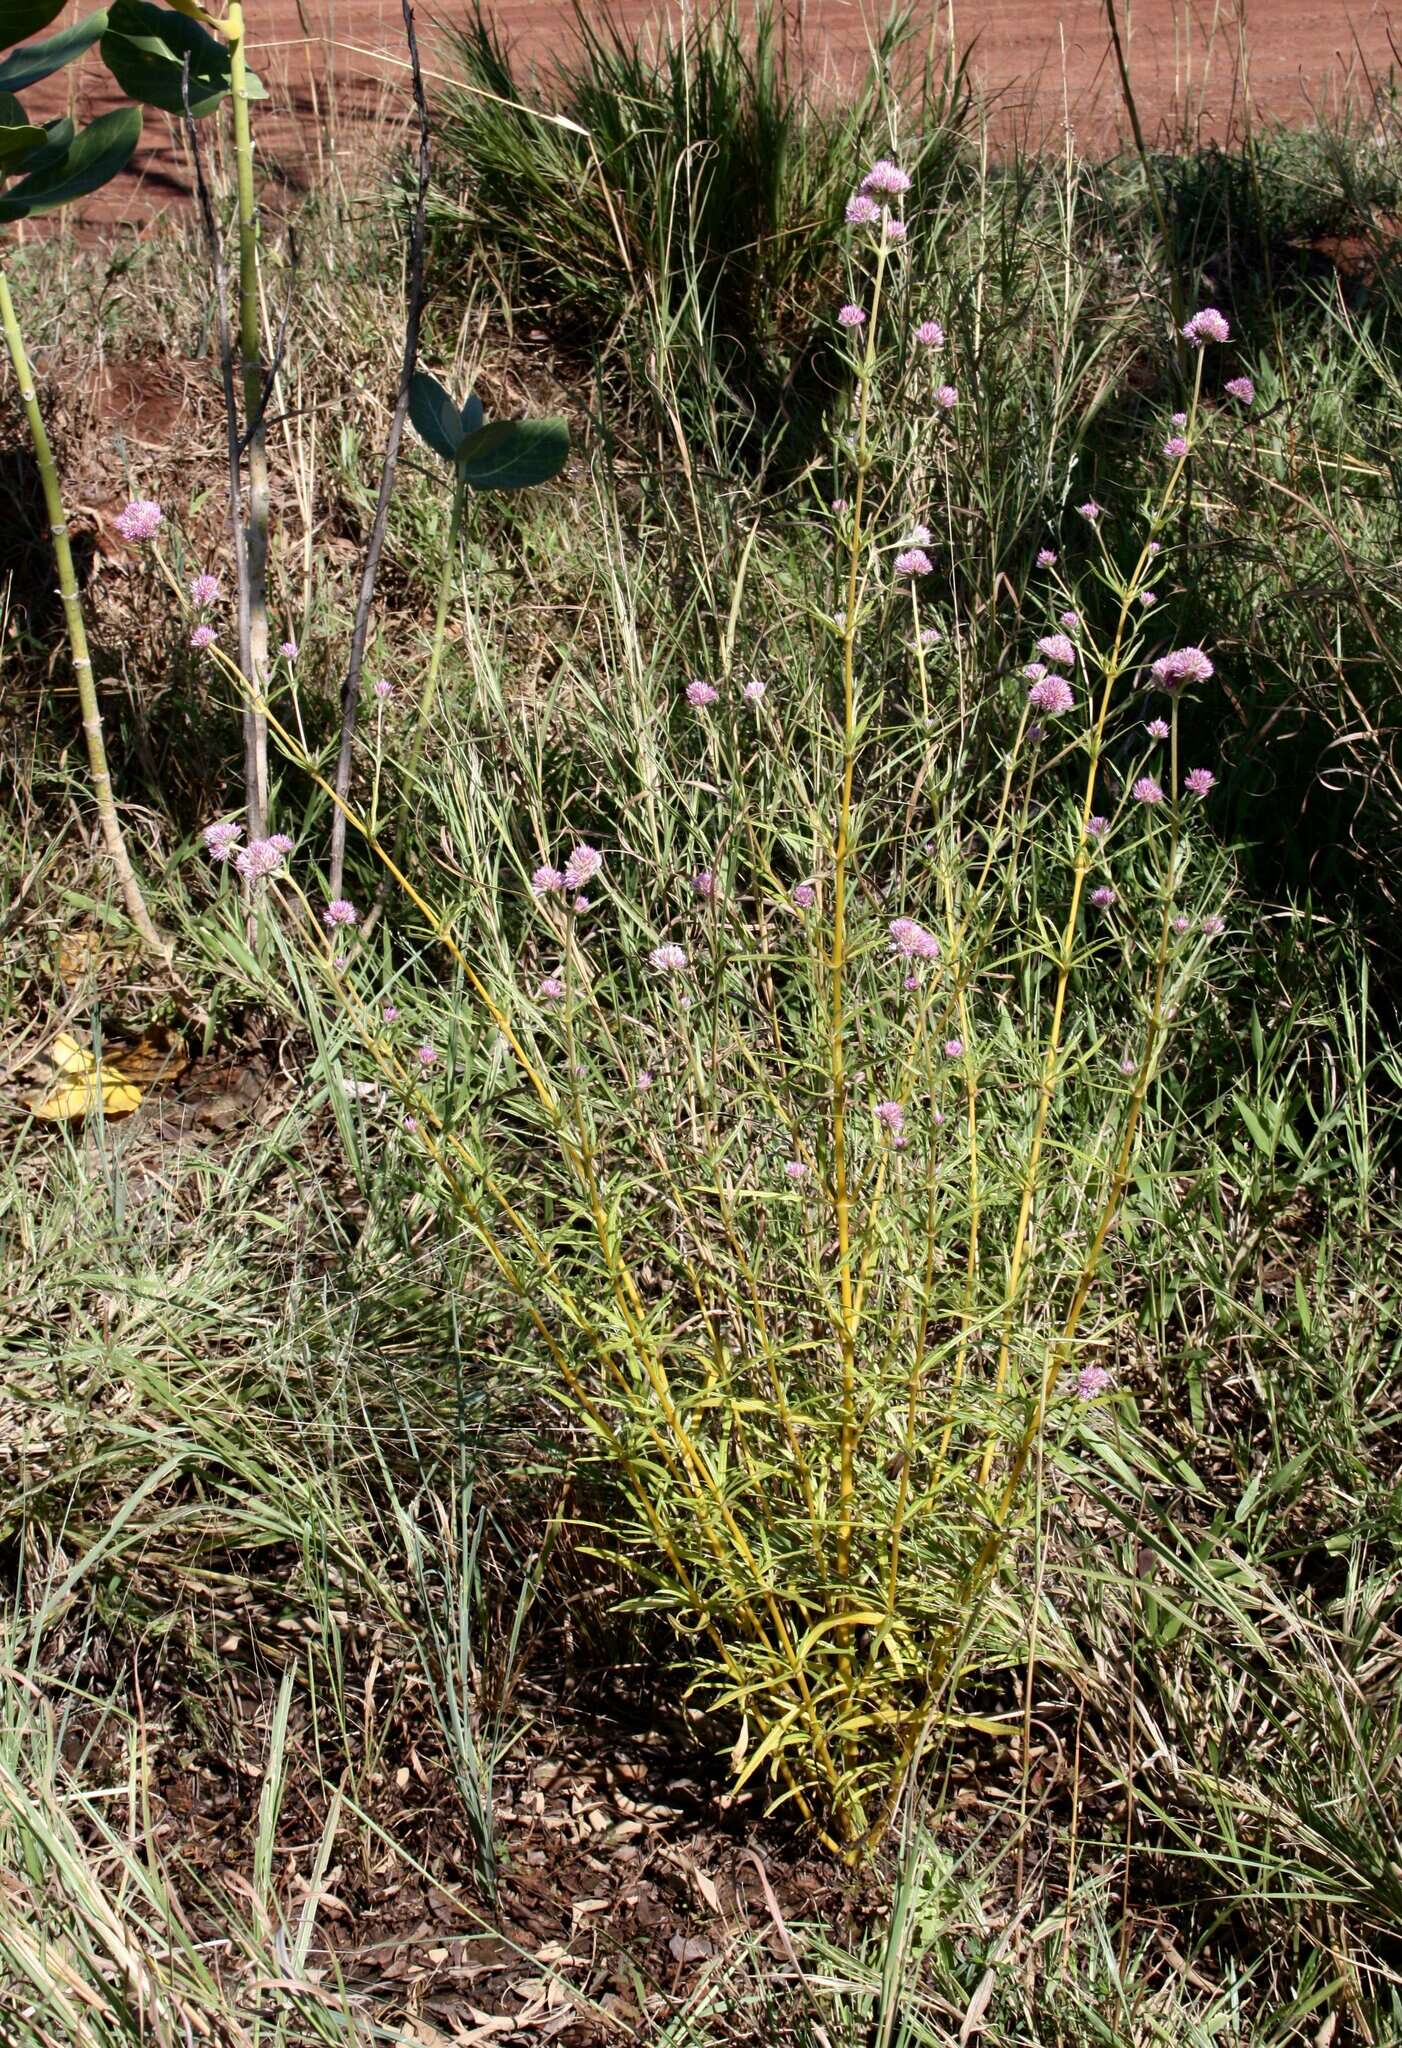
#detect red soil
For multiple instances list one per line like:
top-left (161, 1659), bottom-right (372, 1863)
top-left (13, 0), bottom-right (1402, 231)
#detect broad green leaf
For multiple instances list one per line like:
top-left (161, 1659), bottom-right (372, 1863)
top-left (456, 415), bottom-right (569, 492)
top-left (0, 88), bottom-right (44, 165)
top-left (0, 102), bottom-right (140, 218)
top-left (0, 9), bottom-right (106, 88)
top-left (459, 390), bottom-right (483, 437)
top-left (15, 112), bottom-right (76, 175)
top-left (0, 0), bottom-right (66, 54)
top-left (408, 369), bottom-right (462, 464)
top-left (99, 0), bottom-right (262, 116)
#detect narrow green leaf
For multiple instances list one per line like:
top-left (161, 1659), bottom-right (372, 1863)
top-left (408, 369), bottom-right (462, 464)
top-left (456, 415), bottom-right (569, 492)
top-left (0, 101), bottom-right (140, 218)
top-left (99, 0), bottom-right (262, 117)
top-left (0, 0), bottom-right (66, 54)
top-left (0, 9), bottom-right (108, 89)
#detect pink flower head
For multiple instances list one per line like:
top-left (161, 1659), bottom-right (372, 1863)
top-left (915, 318), bottom-right (944, 347)
top-left (373, 677), bottom-right (393, 700)
top-left (636, 1069), bottom-right (653, 1090)
top-left (203, 820), bottom-right (243, 861)
top-left (888, 917), bottom-right (939, 960)
top-left (845, 193), bottom-right (881, 226)
top-left (323, 898), bottom-right (358, 928)
top-left (572, 894), bottom-right (591, 913)
top-left (943, 1038), bottom-right (964, 1059)
top-left (1036, 547), bottom-right (1057, 569)
top-left (383, 1003), bottom-right (400, 1022)
top-left (884, 217), bottom-right (908, 242)
top-left (904, 522), bottom-right (932, 546)
top-left (1060, 610), bottom-right (1080, 631)
top-left (1171, 411), bottom-right (1188, 427)
top-left (1139, 589), bottom-right (1158, 607)
top-left (894, 548), bottom-right (933, 578)
top-left (1087, 814), bottom-right (1109, 837)
top-left (686, 678), bottom-right (720, 708)
top-left (875, 1099), bottom-right (906, 1142)
top-left (743, 677), bottom-right (766, 702)
top-left (784, 1160), bottom-right (808, 1182)
top-left (838, 304), bottom-right (867, 330)
top-left (1146, 539), bottom-right (1162, 557)
top-left (1202, 911), bottom-right (1226, 937)
top-left (1023, 662), bottom-right (1047, 683)
top-left (1028, 674), bottom-right (1074, 715)
top-left (1090, 884), bottom-right (1117, 908)
top-left (235, 836), bottom-right (287, 880)
top-left (403, 1114), bottom-right (419, 1133)
top-left (1172, 914), bottom-right (1191, 934)
top-left (1076, 1363), bottom-right (1113, 1400)
top-left (920, 625), bottom-right (941, 646)
top-left (1150, 646), bottom-right (1214, 690)
top-left (116, 497), bottom-right (162, 541)
top-left (1225, 375), bottom-right (1255, 405)
top-left (1119, 1056), bottom-right (1138, 1077)
top-left (935, 384), bottom-right (958, 410)
top-left (1077, 500), bottom-right (1102, 522)
top-left (1036, 632), bottom-right (1076, 668)
top-left (1182, 306), bottom-right (1230, 346)
top-left (1185, 766), bottom-right (1216, 796)
top-left (538, 974), bottom-right (565, 1002)
top-left (1163, 435), bottom-right (1190, 460)
top-left (279, 638), bottom-right (298, 660)
top-left (189, 624), bottom-right (217, 651)
top-left (1133, 776), bottom-right (1164, 805)
top-left (650, 943), bottom-right (687, 973)
top-left (563, 844), bottom-right (603, 891)
top-left (692, 869), bottom-right (716, 899)
top-left (1146, 717), bottom-right (1170, 739)
top-left (861, 158), bottom-right (911, 197)
top-left (190, 572), bottom-right (220, 608)
top-left (269, 832), bottom-right (294, 855)
top-left (417, 1042), bottom-right (437, 1067)
top-left (532, 864), bottom-right (565, 896)
top-left (793, 882), bottom-right (816, 909)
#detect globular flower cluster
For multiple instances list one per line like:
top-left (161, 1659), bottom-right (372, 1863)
top-left (1185, 766), bottom-right (1216, 796)
top-left (1077, 1363), bottom-right (1113, 1400)
top-left (1133, 776), bottom-right (1164, 805)
top-left (1150, 646), bottom-right (1214, 689)
top-left (837, 304), bottom-right (867, 331)
top-left (116, 497), bottom-right (163, 541)
top-left (1225, 375), bottom-right (1255, 405)
top-left (189, 624), bottom-right (217, 652)
top-left (888, 917), bottom-right (939, 961)
top-left (894, 548), bottom-right (932, 578)
top-left (914, 318), bottom-right (944, 347)
top-left (1182, 306), bottom-right (1230, 346)
top-left (686, 678), bottom-right (720, 708)
top-left (875, 1100), bottom-right (906, 1144)
top-left (235, 833), bottom-right (293, 881)
top-left (650, 943), bottom-right (687, 973)
top-left (190, 572), bottom-right (220, 608)
top-left (1028, 673), bottom-right (1074, 715)
top-left (861, 158), bottom-right (911, 197)
top-left (1036, 632), bottom-right (1076, 668)
top-left (323, 898), bottom-right (358, 928)
top-left (203, 819), bottom-right (242, 861)
top-left (793, 882), bottom-right (816, 909)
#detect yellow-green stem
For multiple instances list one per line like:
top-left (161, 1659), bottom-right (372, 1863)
top-left (832, 239), bottom-right (888, 1627)
top-left (226, 0), bottom-right (270, 836)
top-left (0, 270), bottom-right (166, 959)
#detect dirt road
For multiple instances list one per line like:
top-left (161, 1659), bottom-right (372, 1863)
top-left (15, 0), bottom-right (1402, 228)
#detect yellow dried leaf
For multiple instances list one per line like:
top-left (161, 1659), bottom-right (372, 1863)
top-left (30, 1035), bottom-right (143, 1120)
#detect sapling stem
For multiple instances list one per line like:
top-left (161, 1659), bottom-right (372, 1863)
top-left (0, 269), bottom-right (166, 959)
top-left (389, 476), bottom-right (467, 866)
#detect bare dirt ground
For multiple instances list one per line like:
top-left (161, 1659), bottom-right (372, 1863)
top-left (16, 0), bottom-right (1402, 232)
